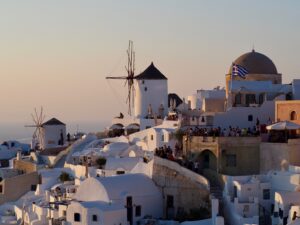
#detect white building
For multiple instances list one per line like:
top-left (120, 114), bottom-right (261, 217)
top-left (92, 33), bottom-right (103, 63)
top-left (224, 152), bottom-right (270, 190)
top-left (66, 201), bottom-right (126, 225)
top-left (109, 62), bottom-right (168, 132)
top-left (223, 175), bottom-right (270, 225)
top-left (183, 50), bottom-right (300, 129)
top-left (41, 118), bottom-right (67, 149)
top-left (127, 120), bottom-right (178, 151)
top-left (134, 62), bottom-right (168, 119)
top-left (187, 87), bottom-right (226, 111)
top-left (220, 164), bottom-right (300, 225)
top-left (66, 173), bottom-right (163, 225)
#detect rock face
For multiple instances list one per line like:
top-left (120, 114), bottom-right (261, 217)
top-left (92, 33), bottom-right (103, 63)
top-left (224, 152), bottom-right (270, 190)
top-left (152, 156), bottom-right (210, 219)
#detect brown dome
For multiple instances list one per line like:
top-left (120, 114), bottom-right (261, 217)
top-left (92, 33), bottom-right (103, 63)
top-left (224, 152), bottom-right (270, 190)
top-left (229, 50), bottom-right (278, 74)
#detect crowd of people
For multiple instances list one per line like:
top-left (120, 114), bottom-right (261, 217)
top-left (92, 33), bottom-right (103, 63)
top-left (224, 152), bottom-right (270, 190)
top-left (155, 143), bottom-right (202, 173)
top-left (185, 125), bottom-right (261, 138)
top-left (154, 145), bottom-right (175, 161)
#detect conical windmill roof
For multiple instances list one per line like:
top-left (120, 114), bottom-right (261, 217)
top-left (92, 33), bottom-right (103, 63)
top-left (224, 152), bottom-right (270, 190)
top-left (134, 62), bottom-right (167, 80)
top-left (42, 118), bottom-right (65, 126)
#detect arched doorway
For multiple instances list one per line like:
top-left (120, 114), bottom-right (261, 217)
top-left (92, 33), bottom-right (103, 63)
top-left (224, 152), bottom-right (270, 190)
top-left (291, 111), bottom-right (297, 121)
top-left (197, 149), bottom-right (217, 172)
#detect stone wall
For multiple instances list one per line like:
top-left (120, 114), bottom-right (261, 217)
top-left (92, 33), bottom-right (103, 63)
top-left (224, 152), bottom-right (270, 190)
top-left (152, 156), bottom-right (210, 219)
top-left (0, 172), bottom-right (39, 205)
top-left (218, 137), bottom-right (260, 175)
top-left (183, 136), bottom-right (260, 176)
top-left (276, 100), bottom-right (300, 125)
top-left (260, 139), bottom-right (300, 173)
top-left (13, 159), bottom-right (37, 173)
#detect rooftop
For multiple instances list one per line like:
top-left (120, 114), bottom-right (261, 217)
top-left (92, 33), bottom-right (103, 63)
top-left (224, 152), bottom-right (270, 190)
top-left (135, 62), bottom-right (167, 80)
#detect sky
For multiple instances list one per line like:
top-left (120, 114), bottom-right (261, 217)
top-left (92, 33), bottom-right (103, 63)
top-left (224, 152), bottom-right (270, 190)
top-left (0, 0), bottom-right (300, 127)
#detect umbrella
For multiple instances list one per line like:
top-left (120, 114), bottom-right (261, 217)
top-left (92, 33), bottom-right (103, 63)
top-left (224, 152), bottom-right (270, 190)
top-left (266, 121), bottom-right (300, 130)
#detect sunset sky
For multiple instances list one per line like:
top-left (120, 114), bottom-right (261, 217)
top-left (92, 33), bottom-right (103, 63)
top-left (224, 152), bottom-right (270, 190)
top-left (0, 0), bottom-right (300, 126)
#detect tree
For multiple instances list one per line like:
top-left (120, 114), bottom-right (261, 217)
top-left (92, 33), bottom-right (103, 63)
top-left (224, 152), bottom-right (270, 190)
top-left (59, 172), bottom-right (73, 182)
top-left (96, 157), bottom-right (107, 169)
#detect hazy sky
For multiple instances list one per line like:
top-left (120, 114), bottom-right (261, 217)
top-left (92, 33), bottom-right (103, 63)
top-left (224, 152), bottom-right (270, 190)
top-left (0, 0), bottom-right (300, 125)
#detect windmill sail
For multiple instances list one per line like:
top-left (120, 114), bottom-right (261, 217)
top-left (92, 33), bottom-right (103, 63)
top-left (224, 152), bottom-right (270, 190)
top-left (106, 40), bottom-right (136, 116)
top-left (25, 107), bottom-right (46, 150)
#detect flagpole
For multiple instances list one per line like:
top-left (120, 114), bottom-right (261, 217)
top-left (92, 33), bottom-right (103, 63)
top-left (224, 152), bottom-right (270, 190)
top-left (229, 63), bottom-right (234, 109)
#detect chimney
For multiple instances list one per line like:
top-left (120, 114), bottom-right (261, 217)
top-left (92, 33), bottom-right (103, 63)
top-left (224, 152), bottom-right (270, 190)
top-left (16, 150), bottom-right (22, 161)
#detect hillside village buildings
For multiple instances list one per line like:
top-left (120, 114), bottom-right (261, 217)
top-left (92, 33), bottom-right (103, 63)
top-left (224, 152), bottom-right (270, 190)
top-left (0, 49), bottom-right (300, 225)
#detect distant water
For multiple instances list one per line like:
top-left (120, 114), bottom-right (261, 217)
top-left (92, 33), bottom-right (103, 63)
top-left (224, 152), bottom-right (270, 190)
top-left (0, 121), bottom-right (110, 144)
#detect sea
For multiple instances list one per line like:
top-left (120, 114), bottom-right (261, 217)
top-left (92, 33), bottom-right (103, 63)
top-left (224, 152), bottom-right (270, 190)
top-left (0, 121), bottom-right (109, 144)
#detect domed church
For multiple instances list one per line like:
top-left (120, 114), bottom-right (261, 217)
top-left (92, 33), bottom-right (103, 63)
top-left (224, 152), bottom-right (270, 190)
top-left (209, 49), bottom-right (300, 129)
top-left (225, 49), bottom-right (282, 98)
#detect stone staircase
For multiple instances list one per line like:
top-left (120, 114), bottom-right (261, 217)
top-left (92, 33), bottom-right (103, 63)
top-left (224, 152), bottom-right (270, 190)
top-left (210, 184), bottom-right (224, 218)
top-left (210, 185), bottom-right (223, 201)
top-left (259, 204), bottom-right (272, 225)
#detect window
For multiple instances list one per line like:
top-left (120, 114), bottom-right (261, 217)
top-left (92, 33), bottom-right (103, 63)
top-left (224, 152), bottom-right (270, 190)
top-left (291, 111), bottom-right (297, 121)
top-left (0, 185), bottom-right (2, 194)
top-left (135, 205), bottom-right (141, 217)
top-left (248, 115), bottom-right (253, 122)
top-left (144, 87), bottom-right (147, 92)
top-left (74, 213), bottom-right (81, 222)
top-left (246, 94), bottom-right (256, 105)
top-left (235, 93), bottom-right (242, 105)
top-left (31, 185), bottom-right (37, 191)
top-left (92, 214), bottom-right (98, 222)
top-left (259, 93), bottom-right (264, 105)
top-left (161, 135), bottom-right (164, 142)
top-left (116, 171), bottom-right (125, 175)
top-left (63, 210), bottom-right (66, 217)
top-left (226, 154), bottom-right (237, 167)
top-left (150, 135), bottom-right (154, 141)
top-left (233, 186), bottom-right (237, 198)
top-left (166, 195), bottom-right (174, 208)
top-left (263, 189), bottom-right (270, 200)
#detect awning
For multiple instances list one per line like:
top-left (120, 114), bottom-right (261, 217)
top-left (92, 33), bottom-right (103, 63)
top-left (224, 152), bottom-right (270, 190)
top-left (266, 121), bottom-right (300, 130)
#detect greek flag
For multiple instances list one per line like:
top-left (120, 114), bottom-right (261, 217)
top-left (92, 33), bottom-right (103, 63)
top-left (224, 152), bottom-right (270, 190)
top-left (232, 63), bottom-right (248, 79)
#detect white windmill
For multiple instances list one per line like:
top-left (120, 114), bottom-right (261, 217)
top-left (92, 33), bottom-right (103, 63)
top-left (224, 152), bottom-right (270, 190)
top-left (25, 107), bottom-right (46, 150)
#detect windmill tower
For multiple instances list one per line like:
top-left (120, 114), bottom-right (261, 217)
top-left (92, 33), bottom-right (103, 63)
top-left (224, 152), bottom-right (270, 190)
top-left (106, 40), bottom-right (135, 116)
top-left (25, 107), bottom-right (45, 150)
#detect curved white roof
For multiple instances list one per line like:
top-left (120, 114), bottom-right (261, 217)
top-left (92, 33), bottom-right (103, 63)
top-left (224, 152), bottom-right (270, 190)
top-left (75, 173), bottom-right (161, 202)
top-left (275, 191), bottom-right (300, 209)
top-left (75, 177), bottom-right (110, 202)
top-left (103, 142), bottom-right (129, 152)
top-left (102, 142), bottom-right (130, 157)
top-left (105, 157), bottom-right (142, 171)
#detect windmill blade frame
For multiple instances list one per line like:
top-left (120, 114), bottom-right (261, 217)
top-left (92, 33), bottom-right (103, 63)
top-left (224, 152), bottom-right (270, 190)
top-left (106, 40), bottom-right (136, 116)
top-left (26, 107), bottom-right (46, 150)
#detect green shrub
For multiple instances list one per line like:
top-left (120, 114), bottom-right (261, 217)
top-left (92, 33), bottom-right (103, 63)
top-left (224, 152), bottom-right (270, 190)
top-left (59, 172), bottom-right (73, 182)
top-left (96, 157), bottom-right (107, 169)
